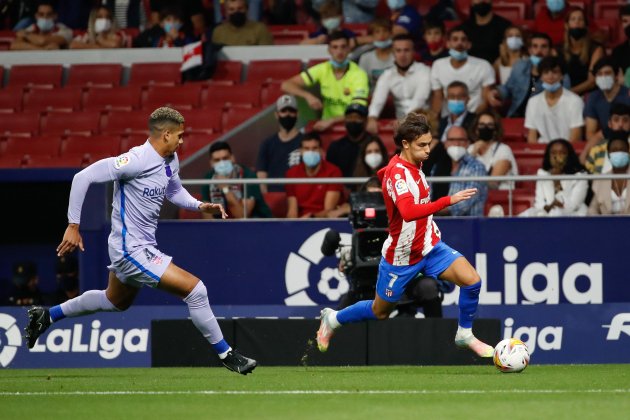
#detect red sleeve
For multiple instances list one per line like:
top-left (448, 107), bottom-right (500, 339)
top-left (327, 163), bottom-right (343, 193)
top-left (386, 165), bottom-right (450, 222)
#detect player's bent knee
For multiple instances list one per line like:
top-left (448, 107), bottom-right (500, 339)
top-left (183, 280), bottom-right (207, 304)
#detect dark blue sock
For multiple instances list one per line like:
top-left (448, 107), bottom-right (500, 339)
top-left (212, 339), bottom-right (230, 355)
top-left (49, 305), bottom-right (65, 322)
top-left (336, 300), bottom-right (377, 324)
top-left (458, 281), bottom-right (481, 328)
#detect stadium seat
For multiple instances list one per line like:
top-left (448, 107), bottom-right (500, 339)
top-left (120, 28), bottom-right (139, 47)
top-left (61, 135), bottom-right (120, 160)
top-left (246, 60), bottom-right (303, 84)
top-left (380, 132), bottom-right (397, 155)
top-left (272, 31), bottom-right (308, 45)
top-left (23, 87), bottom-right (82, 113)
top-left (23, 155), bottom-right (83, 168)
top-left (101, 110), bottom-right (149, 136)
top-left (594, 18), bottom-right (619, 46)
top-left (306, 58), bottom-right (327, 69)
top-left (66, 64), bottom-right (123, 87)
top-left (502, 118), bottom-right (526, 143)
top-left (263, 192), bottom-right (288, 218)
top-left (120, 134), bottom-right (148, 152)
top-left (201, 84), bottom-right (261, 109)
top-left (517, 156), bottom-right (542, 175)
top-left (485, 189), bottom-right (534, 216)
top-left (222, 107), bottom-right (262, 131)
top-left (128, 62), bottom-right (181, 86)
top-left (180, 133), bottom-right (219, 158)
top-left (260, 82), bottom-right (284, 106)
top-left (8, 65), bottom-right (63, 88)
top-left (0, 112), bottom-right (41, 137)
top-left (184, 109), bottom-right (223, 134)
top-left (594, 1), bottom-right (625, 20)
top-left (0, 66), bottom-right (4, 86)
top-left (493, 2), bottom-right (526, 21)
top-left (142, 84), bottom-right (203, 110)
top-left (0, 155), bottom-right (23, 168)
top-left (510, 143), bottom-right (546, 159)
top-left (83, 86), bottom-right (142, 111)
top-left (0, 87), bottom-right (24, 112)
top-left (42, 111), bottom-right (102, 136)
top-left (3, 136), bottom-right (61, 158)
top-left (212, 60), bottom-right (243, 84)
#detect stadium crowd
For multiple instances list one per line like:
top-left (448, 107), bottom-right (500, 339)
top-left (1, 0), bottom-right (630, 218)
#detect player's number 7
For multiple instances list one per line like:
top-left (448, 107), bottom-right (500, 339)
top-left (388, 273), bottom-right (399, 288)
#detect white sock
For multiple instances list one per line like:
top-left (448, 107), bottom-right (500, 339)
top-left (456, 326), bottom-right (473, 339)
top-left (218, 347), bottom-right (232, 359)
top-left (329, 310), bottom-right (341, 329)
top-left (60, 290), bottom-right (119, 317)
top-left (184, 282), bottom-right (225, 345)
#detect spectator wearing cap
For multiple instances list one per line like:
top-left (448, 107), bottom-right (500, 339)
top-left (282, 31), bottom-right (369, 132)
top-left (7, 261), bottom-right (43, 306)
top-left (582, 57), bottom-right (630, 162)
top-left (327, 103), bottom-right (382, 177)
top-left (286, 133), bottom-right (343, 218)
top-left (202, 141), bottom-right (272, 219)
top-left (10, 1), bottom-right (72, 50)
top-left (256, 95), bottom-right (304, 193)
top-left (366, 33), bottom-right (431, 135)
top-left (387, 0), bottom-right (422, 46)
top-left (211, 0), bottom-right (273, 46)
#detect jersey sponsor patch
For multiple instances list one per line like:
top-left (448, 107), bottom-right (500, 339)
top-left (394, 179), bottom-right (409, 195)
top-left (114, 154), bottom-right (130, 170)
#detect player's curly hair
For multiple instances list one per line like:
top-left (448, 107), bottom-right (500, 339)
top-left (149, 107), bottom-right (185, 135)
top-left (394, 112), bottom-right (431, 147)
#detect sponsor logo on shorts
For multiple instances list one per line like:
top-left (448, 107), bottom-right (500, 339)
top-left (144, 249), bottom-right (163, 265)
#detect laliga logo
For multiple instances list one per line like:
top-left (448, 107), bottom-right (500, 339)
top-left (602, 313), bottom-right (630, 340)
top-left (285, 229), bottom-right (352, 306)
top-left (0, 313), bottom-right (22, 368)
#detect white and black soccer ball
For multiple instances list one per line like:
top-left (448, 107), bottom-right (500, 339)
top-left (493, 338), bottom-right (530, 373)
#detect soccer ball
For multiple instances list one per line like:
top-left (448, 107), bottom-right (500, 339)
top-left (493, 338), bottom-right (530, 373)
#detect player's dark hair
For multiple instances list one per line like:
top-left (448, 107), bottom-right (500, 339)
top-left (394, 113), bottom-right (431, 147)
top-left (209, 141), bottom-right (232, 156)
top-left (542, 139), bottom-right (583, 174)
top-left (302, 131), bottom-right (322, 146)
top-left (148, 107), bottom-right (185, 136)
top-left (328, 30), bottom-right (350, 44)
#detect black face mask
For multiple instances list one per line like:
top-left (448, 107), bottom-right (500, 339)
top-left (229, 11), bottom-right (247, 27)
top-left (477, 127), bottom-right (495, 141)
top-left (278, 115), bottom-right (297, 131)
top-left (345, 121), bottom-right (365, 138)
top-left (471, 2), bottom-right (492, 17)
top-left (569, 27), bottom-right (587, 40)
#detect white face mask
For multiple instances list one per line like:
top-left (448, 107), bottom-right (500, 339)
top-left (447, 145), bottom-right (467, 162)
top-left (94, 18), bottom-right (112, 33)
top-left (595, 75), bottom-right (615, 91)
top-left (506, 36), bottom-right (523, 51)
top-left (364, 152), bottom-right (383, 169)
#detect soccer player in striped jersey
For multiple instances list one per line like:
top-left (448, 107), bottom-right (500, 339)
top-left (24, 107), bottom-right (256, 374)
top-left (317, 112), bottom-right (494, 358)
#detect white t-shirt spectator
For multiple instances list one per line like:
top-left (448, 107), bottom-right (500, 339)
top-left (368, 62), bottom-right (432, 119)
top-left (431, 56), bottom-right (495, 117)
top-left (524, 89), bottom-right (584, 143)
top-left (358, 49), bottom-right (394, 88)
top-left (470, 142), bottom-right (519, 190)
top-left (24, 22), bottom-right (73, 44)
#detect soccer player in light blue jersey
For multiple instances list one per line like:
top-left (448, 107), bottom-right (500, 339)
top-left (25, 107), bottom-right (256, 374)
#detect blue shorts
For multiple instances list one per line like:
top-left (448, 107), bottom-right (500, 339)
top-left (376, 241), bottom-right (462, 303)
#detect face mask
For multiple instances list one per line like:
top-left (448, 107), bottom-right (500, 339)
top-left (387, 0), bottom-right (405, 11)
top-left (364, 152), bottom-right (383, 169)
top-left (568, 27), bottom-right (587, 40)
top-left (477, 127), bottom-right (495, 141)
top-left (546, 0), bottom-right (565, 13)
top-left (373, 39), bottom-right (392, 49)
top-left (610, 151), bottom-right (630, 168)
top-left (322, 17), bottom-right (341, 31)
top-left (542, 81), bottom-right (562, 93)
top-left (37, 18), bottom-right (54, 32)
top-left (330, 58), bottom-right (349, 69)
top-left (471, 2), bottom-right (492, 17)
top-left (449, 48), bottom-right (468, 61)
top-left (427, 40), bottom-right (443, 51)
top-left (447, 145), bottom-right (467, 162)
top-left (529, 55), bottom-right (542, 66)
top-left (164, 21), bottom-right (182, 33)
top-left (214, 159), bottom-right (234, 176)
top-left (345, 121), bottom-right (365, 138)
top-left (302, 151), bottom-right (321, 168)
top-left (596, 75), bottom-right (614, 91)
top-left (94, 18), bottom-right (112, 33)
top-left (278, 115), bottom-right (297, 131)
top-left (447, 99), bottom-right (466, 115)
top-left (506, 36), bottom-right (523, 51)
top-left (229, 11), bottom-right (247, 27)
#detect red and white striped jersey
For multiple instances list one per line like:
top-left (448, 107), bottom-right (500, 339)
top-left (378, 155), bottom-right (451, 266)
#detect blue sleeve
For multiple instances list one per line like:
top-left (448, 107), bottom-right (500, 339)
top-left (583, 94), bottom-right (597, 119)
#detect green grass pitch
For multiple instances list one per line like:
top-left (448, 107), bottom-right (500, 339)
top-left (1, 365), bottom-right (629, 419)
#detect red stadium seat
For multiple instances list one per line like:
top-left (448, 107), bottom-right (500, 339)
top-left (61, 135), bottom-right (120, 160)
top-left (179, 133), bottom-right (219, 158)
top-left (142, 84), bottom-right (203, 110)
top-left (184, 109), bottom-right (223, 134)
top-left (121, 28), bottom-right (139, 47)
top-left (128, 62), bottom-right (181, 86)
top-left (510, 143), bottom-right (546, 159)
top-left (120, 134), bottom-right (147, 152)
top-left (263, 192), bottom-right (288, 218)
top-left (0, 112), bottom-right (41, 137)
top-left (246, 60), bottom-right (303, 84)
top-left (306, 58), bottom-right (327, 69)
top-left (101, 110), bottom-right (149, 136)
top-left (0, 87), bottom-right (24, 112)
top-left (201, 84), bottom-right (261, 109)
top-left (66, 64), bottom-right (123, 88)
top-left (23, 155), bottom-right (83, 168)
top-left (222, 107), bottom-right (262, 131)
top-left (493, 2), bottom-right (526, 21)
top-left (83, 86), bottom-right (142, 111)
top-left (8, 65), bottom-right (63, 88)
top-left (272, 31), bottom-right (308, 45)
top-left (485, 189), bottom-right (534, 216)
top-left (517, 156), bottom-right (542, 175)
top-left (594, 1), bottom-right (625, 20)
top-left (23, 87), bottom-right (82, 113)
top-left (212, 61), bottom-right (243, 83)
top-left (260, 82), bottom-right (285, 106)
top-left (42, 111), bottom-right (102, 136)
top-left (0, 155), bottom-right (23, 168)
top-left (3, 136), bottom-right (61, 158)
top-left (502, 118), bottom-right (526, 143)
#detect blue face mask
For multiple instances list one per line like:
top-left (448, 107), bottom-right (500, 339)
top-left (37, 18), bottom-right (54, 32)
top-left (302, 151), bottom-right (321, 168)
top-left (449, 48), bottom-right (468, 61)
top-left (546, 0), bottom-right (565, 13)
top-left (529, 55), bottom-right (542, 67)
top-left (447, 99), bottom-right (466, 116)
top-left (373, 39), bottom-right (392, 49)
top-left (387, 0), bottom-right (405, 11)
top-left (330, 58), bottom-right (349, 69)
top-left (542, 81), bottom-right (562, 93)
top-left (214, 159), bottom-right (234, 176)
top-left (164, 21), bottom-right (182, 33)
top-left (610, 151), bottom-right (630, 168)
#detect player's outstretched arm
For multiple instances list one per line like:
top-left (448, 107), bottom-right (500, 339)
top-left (199, 202), bottom-right (228, 219)
top-left (165, 173), bottom-right (228, 218)
top-left (57, 224), bottom-right (84, 257)
top-left (449, 188), bottom-right (477, 205)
